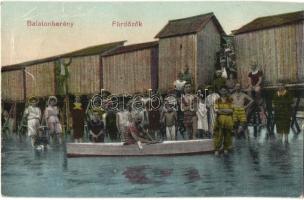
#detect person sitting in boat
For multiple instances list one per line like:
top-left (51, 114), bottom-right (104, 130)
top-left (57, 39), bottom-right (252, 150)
top-left (213, 86), bottom-right (234, 156)
top-left (162, 101), bottom-right (177, 140)
top-left (88, 109), bottom-right (105, 143)
top-left (231, 83), bottom-right (254, 138)
top-left (124, 113), bottom-right (154, 149)
top-left (44, 96), bottom-right (62, 142)
top-left (24, 97), bottom-right (41, 147)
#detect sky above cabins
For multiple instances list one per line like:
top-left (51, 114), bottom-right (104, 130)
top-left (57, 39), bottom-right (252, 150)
top-left (1, 1), bottom-right (304, 66)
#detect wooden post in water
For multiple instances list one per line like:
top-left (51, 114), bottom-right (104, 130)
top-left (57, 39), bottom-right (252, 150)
top-left (291, 97), bottom-right (301, 133)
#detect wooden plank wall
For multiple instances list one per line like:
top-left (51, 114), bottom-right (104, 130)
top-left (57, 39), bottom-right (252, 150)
top-left (296, 21), bottom-right (304, 82)
top-left (234, 21), bottom-right (304, 87)
top-left (1, 70), bottom-right (25, 101)
top-left (67, 55), bottom-right (100, 95)
top-left (150, 47), bottom-right (159, 90)
top-left (197, 20), bottom-right (221, 87)
top-left (158, 34), bottom-right (197, 92)
top-left (102, 48), bottom-right (154, 94)
top-left (25, 62), bottom-right (55, 98)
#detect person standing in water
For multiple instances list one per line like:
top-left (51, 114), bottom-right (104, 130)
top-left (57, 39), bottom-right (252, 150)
top-left (116, 102), bottom-right (131, 142)
top-left (88, 109), bottom-right (105, 143)
top-left (231, 83), bottom-right (254, 138)
top-left (162, 102), bottom-right (177, 140)
top-left (206, 86), bottom-right (220, 136)
top-left (273, 83), bottom-right (294, 144)
top-left (71, 95), bottom-right (85, 143)
top-left (196, 89), bottom-right (209, 138)
top-left (181, 83), bottom-right (198, 140)
top-left (24, 97), bottom-right (41, 147)
top-left (44, 96), bottom-right (62, 143)
top-left (213, 86), bottom-right (234, 155)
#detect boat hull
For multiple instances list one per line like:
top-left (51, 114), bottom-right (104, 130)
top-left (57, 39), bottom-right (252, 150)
top-left (66, 139), bottom-right (214, 157)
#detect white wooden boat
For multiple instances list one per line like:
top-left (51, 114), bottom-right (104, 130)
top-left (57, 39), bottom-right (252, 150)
top-left (66, 139), bottom-right (214, 157)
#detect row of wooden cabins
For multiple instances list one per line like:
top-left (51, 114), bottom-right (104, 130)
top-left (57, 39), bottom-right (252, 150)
top-left (2, 10), bottom-right (304, 108)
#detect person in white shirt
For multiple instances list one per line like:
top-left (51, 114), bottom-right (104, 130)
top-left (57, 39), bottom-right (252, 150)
top-left (24, 97), bottom-right (41, 147)
top-left (196, 90), bottom-right (209, 138)
top-left (206, 86), bottom-right (220, 136)
top-left (116, 102), bottom-right (131, 142)
top-left (44, 96), bottom-right (62, 143)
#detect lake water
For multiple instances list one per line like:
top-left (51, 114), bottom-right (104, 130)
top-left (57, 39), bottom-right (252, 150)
top-left (1, 128), bottom-right (303, 197)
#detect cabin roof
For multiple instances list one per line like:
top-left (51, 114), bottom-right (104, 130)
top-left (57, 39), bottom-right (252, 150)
top-left (102, 41), bottom-right (158, 57)
top-left (2, 41), bottom-right (126, 71)
top-left (232, 10), bottom-right (304, 35)
top-left (155, 12), bottom-right (225, 39)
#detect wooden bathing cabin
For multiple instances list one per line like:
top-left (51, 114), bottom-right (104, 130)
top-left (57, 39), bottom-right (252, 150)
top-left (155, 12), bottom-right (226, 92)
top-left (101, 41), bottom-right (158, 95)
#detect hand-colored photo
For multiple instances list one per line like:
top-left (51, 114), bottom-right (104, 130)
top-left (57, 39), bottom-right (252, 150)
top-left (1, 1), bottom-right (304, 197)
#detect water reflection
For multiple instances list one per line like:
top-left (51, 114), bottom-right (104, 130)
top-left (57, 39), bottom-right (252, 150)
top-left (123, 165), bottom-right (151, 184)
top-left (122, 165), bottom-right (173, 185)
top-left (184, 167), bottom-right (201, 183)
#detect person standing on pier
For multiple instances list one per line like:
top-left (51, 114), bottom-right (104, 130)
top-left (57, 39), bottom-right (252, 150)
top-left (273, 83), bottom-right (293, 144)
top-left (248, 60), bottom-right (263, 100)
top-left (213, 86), bottom-right (234, 155)
top-left (214, 70), bottom-right (226, 93)
top-left (247, 60), bottom-right (267, 125)
top-left (44, 96), bottom-right (62, 142)
top-left (226, 73), bottom-right (236, 94)
top-left (71, 96), bottom-right (85, 143)
top-left (181, 66), bottom-right (193, 85)
top-left (182, 83), bottom-right (198, 139)
top-left (174, 72), bottom-right (186, 98)
top-left (24, 97), bottom-right (41, 147)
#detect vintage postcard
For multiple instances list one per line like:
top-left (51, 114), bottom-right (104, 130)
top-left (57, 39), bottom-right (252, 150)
top-left (1, 1), bottom-right (304, 198)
